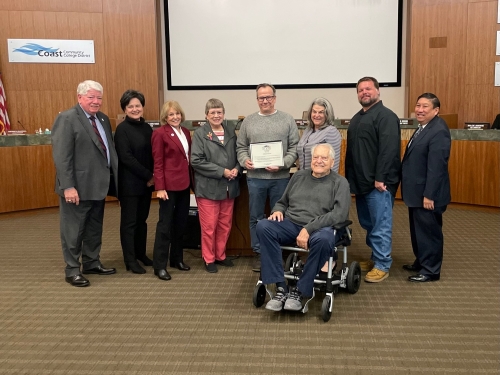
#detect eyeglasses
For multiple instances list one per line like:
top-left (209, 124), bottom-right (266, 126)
top-left (207, 110), bottom-right (224, 116)
top-left (257, 96), bottom-right (275, 102)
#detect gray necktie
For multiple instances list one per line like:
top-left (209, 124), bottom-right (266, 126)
top-left (408, 125), bottom-right (422, 147)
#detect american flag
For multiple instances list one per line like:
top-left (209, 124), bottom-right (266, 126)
top-left (0, 73), bottom-right (11, 135)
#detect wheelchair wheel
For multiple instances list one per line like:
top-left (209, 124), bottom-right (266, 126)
top-left (347, 261), bottom-right (361, 294)
top-left (284, 253), bottom-right (295, 272)
top-left (321, 295), bottom-right (333, 322)
top-left (253, 284), bottom-right (266, 307)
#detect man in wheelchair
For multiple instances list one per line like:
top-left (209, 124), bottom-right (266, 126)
top-left (256, 143), bottom-right (350, 312)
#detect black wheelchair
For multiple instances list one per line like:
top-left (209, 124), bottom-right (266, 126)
top-left (252, 220), bottom-right (361, 322)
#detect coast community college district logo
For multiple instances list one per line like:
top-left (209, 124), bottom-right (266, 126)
top-left (13, 43), bottom-right (62, 57)
top-left (8, 39), bottom-right (95, 64)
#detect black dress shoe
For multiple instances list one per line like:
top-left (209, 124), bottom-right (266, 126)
top-left (408, 273), bottom-right (440, 282)
top-left (82, 265), bottom-right (117, 275)
top-left (154, 269), bottom-right (171, 281)
top-left (137, 256), bottom-right (153, 267)
top-left (65, 274), bottom-right (90, 287)
top-left (402, 264), bottom-right (420, 272)
top-left (125, 262), bottom-right (146, 274)
top-left (171, 261), bottom-right (190, 271)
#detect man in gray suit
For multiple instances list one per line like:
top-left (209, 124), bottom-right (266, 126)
top-left (52, 80), bottom-right (118, 287)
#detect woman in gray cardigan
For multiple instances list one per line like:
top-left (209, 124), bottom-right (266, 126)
top-left (191, 99), bottom-right (242, 273)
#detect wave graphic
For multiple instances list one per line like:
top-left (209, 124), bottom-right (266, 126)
top-left (13, 43), bottom-right (59, 55)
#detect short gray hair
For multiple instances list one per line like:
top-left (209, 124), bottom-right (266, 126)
top-left (311, 143), bottom-right (335, 160)
top-left (307, 97), bottom-right (335, 129)
top-left (77, 80), bottom-right (103, 95)
top-left (205, 98), bottom-right (225, 114)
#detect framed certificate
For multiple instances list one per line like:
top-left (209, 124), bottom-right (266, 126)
top-left (249, 141), bottom-right (284, 169)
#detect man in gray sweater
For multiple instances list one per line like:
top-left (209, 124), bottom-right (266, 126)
top-left (256, 144), bottom-right (350, 313)
top-left (236, 83), bottom-right (299, 272)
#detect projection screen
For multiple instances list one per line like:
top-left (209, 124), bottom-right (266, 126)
top-left (165, 0), bottom-right (403, 90)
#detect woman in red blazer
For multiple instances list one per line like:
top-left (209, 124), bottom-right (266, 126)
top-left (151, 101), bottom-right (192, 281)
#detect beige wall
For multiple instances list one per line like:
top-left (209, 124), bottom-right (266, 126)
top-left (160, 1), bottom-right (409, 120)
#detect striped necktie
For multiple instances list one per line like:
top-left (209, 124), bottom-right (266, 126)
top-left (89, 116), bottom-right (107, 154)
top-left (408, 125), bottom-right (422, 147)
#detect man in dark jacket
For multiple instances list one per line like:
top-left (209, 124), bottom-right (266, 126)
top-left (345, 76), bottom-right (401, 283)
top-left (401, 93), bottom-right (451, 282)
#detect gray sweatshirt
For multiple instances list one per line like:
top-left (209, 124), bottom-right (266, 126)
top-left (272, 169), bottom-right (350, 234)
top-left (236, 110), bottom-right (299, 179)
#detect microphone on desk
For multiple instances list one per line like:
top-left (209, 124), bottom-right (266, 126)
top-left (5, 121), bottom-right (27, 135)
top-left (17, 120), bottom-right (27, 131)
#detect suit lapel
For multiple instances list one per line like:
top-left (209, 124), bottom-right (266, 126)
top-left (96, 112), bottom-right (112, 143)
top-left (165, 125), bottom-right (187, 156)
top-left (405, 117), bottom-right (438, 159)
top-left (75, 106), bottom-right (107, 158)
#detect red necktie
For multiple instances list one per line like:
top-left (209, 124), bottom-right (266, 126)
top-left (89, 116), bottom-right (107, 154)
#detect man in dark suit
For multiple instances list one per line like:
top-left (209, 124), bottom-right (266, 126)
top-left (401, 93), bottom-right (451, 282)
top-left (491, 114), bottom-right (500, 130)
top-left (52, 80), bottom-right (119, 287)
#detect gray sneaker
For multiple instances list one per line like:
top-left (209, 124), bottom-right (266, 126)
top-left (252, 254), bottom-right (261, 272)
top-left (284, 287), bottom-right (303, 311)
top-left (265, 287), bottom-right (288, 311)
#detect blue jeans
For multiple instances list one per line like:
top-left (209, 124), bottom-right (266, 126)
top-left (247, 178), bottom-right (289, 253)
top-left (355, 189), bottom-right (395, 272)
top-left (257, 218), bottom-right (338, 297)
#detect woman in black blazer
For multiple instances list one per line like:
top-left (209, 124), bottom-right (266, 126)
top-left (114, 90), bottom-right (154, 274)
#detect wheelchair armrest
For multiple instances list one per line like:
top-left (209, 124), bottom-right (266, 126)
top-left (333, 220), bottom-right (352, 230)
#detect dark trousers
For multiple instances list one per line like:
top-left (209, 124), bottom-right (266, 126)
top-left (247, 178), bottom-right (289, 254)
top-left (59, 197), bottom-right (105, 277)
top-left (408, 206), bottom-right (447, 277)
top-left (257, 218), bottom-right (338, 297)
top-left (153, 188), bottom-right (190, 270)
top-left (119, 193), bottom-right (152, 264)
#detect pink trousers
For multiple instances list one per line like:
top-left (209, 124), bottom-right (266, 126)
top-left (196, 196), bottom-right (235, 264)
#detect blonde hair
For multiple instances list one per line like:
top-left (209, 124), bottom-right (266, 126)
top-left (160, 101), bottom-right (185, 125)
